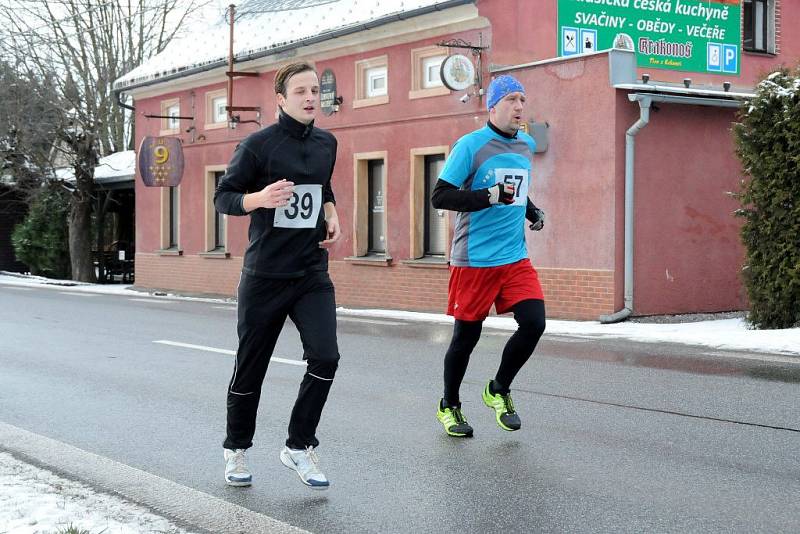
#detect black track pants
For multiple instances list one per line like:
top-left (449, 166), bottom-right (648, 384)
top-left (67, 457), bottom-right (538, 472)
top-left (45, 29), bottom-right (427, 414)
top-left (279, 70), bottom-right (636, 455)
top-left (443, 299), bottom-right (545, 406)
top-left (223, 271), bottom-right (340, 451)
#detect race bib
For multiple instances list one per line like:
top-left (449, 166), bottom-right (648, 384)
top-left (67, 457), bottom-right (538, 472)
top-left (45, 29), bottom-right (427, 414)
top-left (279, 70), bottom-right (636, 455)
top-left (494, 168), bottom-right (529, 206)
top-left (273, 183), bottom-right (322, 228)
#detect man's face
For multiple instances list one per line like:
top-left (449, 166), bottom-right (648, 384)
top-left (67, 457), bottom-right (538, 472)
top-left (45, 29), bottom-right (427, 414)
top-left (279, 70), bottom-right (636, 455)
top-left (489, 91), bottom-right (526, 135)
top-left (277, 70), bottom-right (319, 124)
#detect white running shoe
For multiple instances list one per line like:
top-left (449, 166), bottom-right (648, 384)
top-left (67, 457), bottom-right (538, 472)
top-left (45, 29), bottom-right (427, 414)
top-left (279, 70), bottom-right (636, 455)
top-left (224, 448), bottom-right (252, 486)
top-left (279, 446), bottom-right (329, 490)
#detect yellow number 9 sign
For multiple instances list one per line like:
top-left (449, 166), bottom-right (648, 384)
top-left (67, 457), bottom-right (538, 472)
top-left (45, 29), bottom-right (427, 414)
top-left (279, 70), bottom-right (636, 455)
top-left (154, 145), bottom-right (170, 165)
top-left (138, 136), bottom-right (184, 187)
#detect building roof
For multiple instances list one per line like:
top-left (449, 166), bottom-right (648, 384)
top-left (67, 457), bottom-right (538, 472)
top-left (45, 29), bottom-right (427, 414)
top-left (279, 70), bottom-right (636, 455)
top-left (94, 150), bottom-right (136, 184)
top-left (114, 0), bottom-right (472, 92)
top-left (57, 150), bottom-right (135, 186)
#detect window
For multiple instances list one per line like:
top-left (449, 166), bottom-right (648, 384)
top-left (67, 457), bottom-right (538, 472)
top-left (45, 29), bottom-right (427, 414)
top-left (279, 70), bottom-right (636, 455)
top-left (203, 166), bottom-right (228, 255)
top-left (160, 185), bottom-right (180, 251)
top-left (424, 154), bottom-right (446, 256)
top-left (205, 89), bottom-right (228, 129)
top-left (351, 151), bottom-right (389, 259)
top-left (410, 46), bottom-right (449, 99)
top-left (160, 98), bottom-right (180, 135)
top-left (366, 66), bottom-right (388, 97)
top-left (422, 56), bottom-right (445, 88)
top-left (409, 146), bottom-right (450, 260)
top-left (368, 160), bottom-right (385, 254)
top-left (214, 173), bottom-right (226, 249)
top-left (744, 0), bottom-right (775, 54)
top-left (169, 186), bottom-right (179, 247)
top-left (354, 56), bottom-right (389, 108)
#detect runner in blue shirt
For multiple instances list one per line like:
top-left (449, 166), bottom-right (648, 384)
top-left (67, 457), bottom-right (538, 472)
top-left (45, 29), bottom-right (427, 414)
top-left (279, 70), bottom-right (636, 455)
top-left (431, 74), bottom-right (546, 437)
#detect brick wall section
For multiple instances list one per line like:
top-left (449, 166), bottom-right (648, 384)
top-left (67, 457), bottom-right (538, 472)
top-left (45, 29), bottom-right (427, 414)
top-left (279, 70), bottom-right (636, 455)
top-left (329, 261), bottom-right (451, 312)
top-left (536, 268), bottom-right (615, 320)
top-left (136, 255), bottom-right (614, 320)
top-left (135, 253), bottom-right (243, 297)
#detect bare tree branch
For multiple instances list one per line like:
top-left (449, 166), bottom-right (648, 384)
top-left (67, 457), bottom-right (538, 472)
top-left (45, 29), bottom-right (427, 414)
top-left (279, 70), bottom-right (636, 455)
top-left (0, 0), bottom-right (206, 281)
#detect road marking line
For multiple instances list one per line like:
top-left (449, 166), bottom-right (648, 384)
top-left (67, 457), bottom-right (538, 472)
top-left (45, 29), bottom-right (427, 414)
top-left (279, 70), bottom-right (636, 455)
top-left (59, 292), bottom-right (96, 297)
top-left (153, 340), bottom-right (306, 367)
top-left (4, 287), bottom-right (32, 291)
top-left (213, 306), bottom-right (237, 310)
top-left (129, 298), bottom-right (176, 304)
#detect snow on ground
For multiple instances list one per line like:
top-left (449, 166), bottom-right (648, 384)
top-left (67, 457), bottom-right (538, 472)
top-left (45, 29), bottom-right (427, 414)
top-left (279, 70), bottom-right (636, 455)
top-left (0, 452), bottom-right (194, 534)
top-left (2, 271), bottom-right (799, 356)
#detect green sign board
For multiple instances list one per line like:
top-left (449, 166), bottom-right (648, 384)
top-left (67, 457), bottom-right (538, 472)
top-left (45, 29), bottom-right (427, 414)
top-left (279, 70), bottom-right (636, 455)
top-left (557, 0), bottom-right (741, 75)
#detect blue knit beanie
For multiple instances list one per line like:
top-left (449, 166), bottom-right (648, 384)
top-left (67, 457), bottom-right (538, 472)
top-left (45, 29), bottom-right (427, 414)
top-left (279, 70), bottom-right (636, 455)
top-left (486, 75), bottom-right (525, 110)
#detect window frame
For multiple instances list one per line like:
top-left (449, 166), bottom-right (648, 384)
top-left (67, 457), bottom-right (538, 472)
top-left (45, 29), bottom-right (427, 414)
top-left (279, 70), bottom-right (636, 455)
top-left (409, 46), bottom-right (450, 100)
top-left (743, 0), bottom-right (776, 54)
top-left (409, 146), bottom-right (451, 261)
top-left (159, 185), bottom-right (181, 253)
top-left (205, 89), bottom-right (228, 130)
top-left (351, 151), bottom-right (389, 259)
top-left (353, 55), bottom-right (389, 108)
top-left (159, 98), bottom-right (181, 136)
top-left (367, 159), bottom-right (386, 254)
top-left (202, 165), bottom-right (229, 256)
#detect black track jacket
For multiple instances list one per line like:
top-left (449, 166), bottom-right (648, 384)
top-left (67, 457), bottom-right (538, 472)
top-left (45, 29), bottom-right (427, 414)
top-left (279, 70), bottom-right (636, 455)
top-left (214, 111), bottom-right (337, 278)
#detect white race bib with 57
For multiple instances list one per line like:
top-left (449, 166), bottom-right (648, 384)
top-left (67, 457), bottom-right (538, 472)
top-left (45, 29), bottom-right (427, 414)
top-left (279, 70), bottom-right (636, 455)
top-left (494, 168), bottom-right (529, 206)
top-left (273, 183), bottom-right (322, 228)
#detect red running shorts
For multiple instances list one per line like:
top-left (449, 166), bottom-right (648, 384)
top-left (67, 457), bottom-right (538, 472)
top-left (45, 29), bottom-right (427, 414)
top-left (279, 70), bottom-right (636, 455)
top-left (446, 258), bottom-right (544, 321)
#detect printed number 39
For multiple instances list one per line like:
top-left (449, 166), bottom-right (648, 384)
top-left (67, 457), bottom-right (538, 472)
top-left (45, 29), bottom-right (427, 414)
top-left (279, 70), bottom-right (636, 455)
top-left (503, 175), bottom-right (523, 198)
top-left (285, 192), bottom-right (314, 219)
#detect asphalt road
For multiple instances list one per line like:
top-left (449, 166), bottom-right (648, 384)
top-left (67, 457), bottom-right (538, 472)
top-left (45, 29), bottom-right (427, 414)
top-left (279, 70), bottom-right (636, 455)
top-left (1, 283), bottom-right (799, 533)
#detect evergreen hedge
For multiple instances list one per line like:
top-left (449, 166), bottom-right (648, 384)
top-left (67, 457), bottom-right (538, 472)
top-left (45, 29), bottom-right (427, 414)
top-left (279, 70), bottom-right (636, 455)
top-left (733, 67), bottom-right (800, 329)
top-left (12, 183), bottom-right (71, 279)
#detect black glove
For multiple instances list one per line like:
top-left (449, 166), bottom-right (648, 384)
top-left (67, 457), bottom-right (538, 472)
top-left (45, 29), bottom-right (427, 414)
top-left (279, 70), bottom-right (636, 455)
top-left (528, 208), bottom-right (545, 231)
top-left (488, 182), bottom-right (516, 205)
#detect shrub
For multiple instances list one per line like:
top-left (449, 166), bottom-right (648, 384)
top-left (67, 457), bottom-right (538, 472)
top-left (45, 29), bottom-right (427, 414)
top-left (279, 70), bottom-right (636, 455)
top-left (733, 67), bottom-right (800, 329)
top-left (11, 183), bottom-right (71, 279)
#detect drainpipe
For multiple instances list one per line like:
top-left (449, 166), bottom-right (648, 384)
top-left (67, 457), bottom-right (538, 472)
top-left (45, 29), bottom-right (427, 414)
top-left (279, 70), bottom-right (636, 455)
top-left (114, 89), bottom-right (135, 112)
top-left (599, 95), bottom-right (651, 324)
top-left (599, 92), bottom-right (743, 323)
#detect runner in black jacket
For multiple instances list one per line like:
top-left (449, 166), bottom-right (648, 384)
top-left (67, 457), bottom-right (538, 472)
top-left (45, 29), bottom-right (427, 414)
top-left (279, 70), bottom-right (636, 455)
top-left (214, 62), bottom-right (341, 490)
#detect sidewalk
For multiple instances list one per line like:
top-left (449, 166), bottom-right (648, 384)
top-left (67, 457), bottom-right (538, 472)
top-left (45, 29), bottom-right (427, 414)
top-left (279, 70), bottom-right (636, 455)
top-left (0, 451), bottom-right (194, 534)
top-left (2, 271), bottom-right (799, 356)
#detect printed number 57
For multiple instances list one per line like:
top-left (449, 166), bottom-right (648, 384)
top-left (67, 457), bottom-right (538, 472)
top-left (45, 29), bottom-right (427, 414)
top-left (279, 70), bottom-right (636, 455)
top-left (504, 175), bottom-right (523, 198)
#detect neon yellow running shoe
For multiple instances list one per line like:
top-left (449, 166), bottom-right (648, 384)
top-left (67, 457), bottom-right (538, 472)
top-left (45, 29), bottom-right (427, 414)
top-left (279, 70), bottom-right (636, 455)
top-left (482, 381), bottom-right (521, 431)
top-left (436, 400), bottom-right (474, 437)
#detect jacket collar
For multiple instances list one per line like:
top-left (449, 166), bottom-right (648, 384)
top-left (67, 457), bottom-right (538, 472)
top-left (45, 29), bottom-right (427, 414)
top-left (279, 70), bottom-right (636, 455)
top-left (279, 109), bottom-right (314, 139)
top-left (487, 120), bottom-right (518, 139)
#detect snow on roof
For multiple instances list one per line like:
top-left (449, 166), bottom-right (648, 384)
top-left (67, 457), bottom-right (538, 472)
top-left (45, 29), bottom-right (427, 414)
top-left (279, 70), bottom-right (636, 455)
top-left (114, 0), bottom-right (469, 91)
top-left (94, 150), bottom-right (136, 181)
top-left (57, 150), bottom-right (135, 185)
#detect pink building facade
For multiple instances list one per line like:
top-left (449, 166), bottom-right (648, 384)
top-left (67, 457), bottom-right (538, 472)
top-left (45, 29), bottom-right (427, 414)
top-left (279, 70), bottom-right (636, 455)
top-left (117, 0), bottom-right (797, 320)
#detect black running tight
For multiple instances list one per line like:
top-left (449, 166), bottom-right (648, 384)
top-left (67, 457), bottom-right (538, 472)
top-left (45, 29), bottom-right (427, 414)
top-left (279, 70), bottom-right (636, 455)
top-left (443, 299), bottom-right (546, 406)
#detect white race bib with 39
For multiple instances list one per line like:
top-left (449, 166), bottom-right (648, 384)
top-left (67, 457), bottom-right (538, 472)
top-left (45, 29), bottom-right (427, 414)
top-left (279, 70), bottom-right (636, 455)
top-left (273, 183), bottom-right (322, 228)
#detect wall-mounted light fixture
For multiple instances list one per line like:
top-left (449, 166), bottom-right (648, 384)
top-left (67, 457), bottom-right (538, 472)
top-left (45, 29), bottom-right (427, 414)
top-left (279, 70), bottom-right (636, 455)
top-left (458, 88), bottom-right (484, 104)
top-left (683, 78), bottom-right (692, 88)
top-left (723, 81), bottom-right (731, 92)
top-left (641, 73), bottom-right (650, 84)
